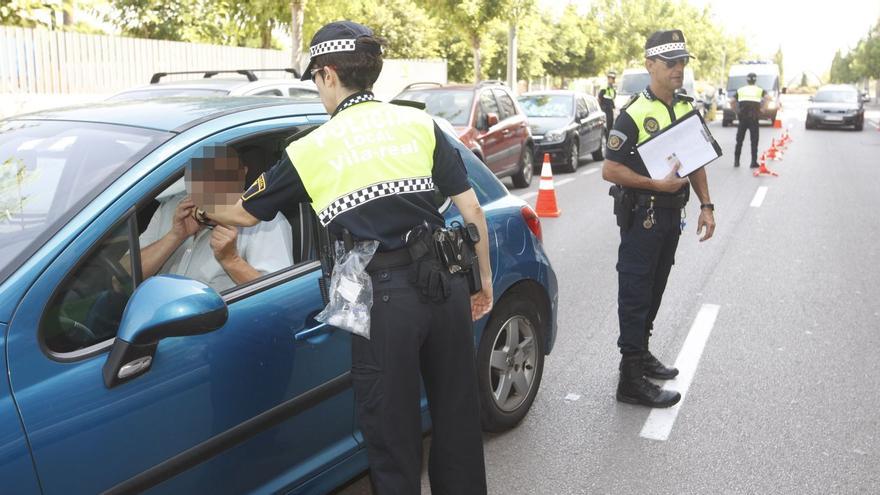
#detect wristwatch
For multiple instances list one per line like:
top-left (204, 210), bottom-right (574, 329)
top-left (700, 203), bottom-right (715, 211)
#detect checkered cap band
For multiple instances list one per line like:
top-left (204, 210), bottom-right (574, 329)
top-left (645, 42), bottom-right (686, 58)
top-left (310, 39), bottom-right (358, 57)
top-left (318, 177), bottom-right (435, 226)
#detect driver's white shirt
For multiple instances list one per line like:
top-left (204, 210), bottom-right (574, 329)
top-left (140, 192), bottom-right (293, 292)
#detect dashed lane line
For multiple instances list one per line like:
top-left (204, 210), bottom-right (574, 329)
top-left (580, 168), bottom-right (600, 176)
top-left (640, 303), bottom-right (721, 442)
top-left (750, 186), bottom-right (768, 208)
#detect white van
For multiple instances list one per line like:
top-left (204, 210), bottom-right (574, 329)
top-left (721, 61), bottom-right (781, 126)
top-left (612, 67), bottom-right (695, 110)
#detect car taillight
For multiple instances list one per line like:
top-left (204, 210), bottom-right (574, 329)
top-left (521, 205), bottom-right (543, 242)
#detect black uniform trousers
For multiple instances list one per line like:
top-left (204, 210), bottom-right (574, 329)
top-left (616, 206), bottom-right (681, 354)
top-left (735, 116), bottom-right (760, 165)
top-left (603, 109), bottom-right (614, 138)
top-left (351, 263), bottom-right (487, 494)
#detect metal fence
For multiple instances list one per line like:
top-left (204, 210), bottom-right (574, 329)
top-left (0, 26), bottom-right (292, 94)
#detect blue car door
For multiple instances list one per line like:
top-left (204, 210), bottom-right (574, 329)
top-left (6, 118), bottom-right (359, 494)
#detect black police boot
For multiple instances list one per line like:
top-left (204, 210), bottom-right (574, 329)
top-left (643, 330), bottom-right (679, 379)
top-left (616, 355), bottom-right (681, 408)
top-left (734, 155), bottom-right (740, 167)
top-left (749, 161), bottom-right (759, 168)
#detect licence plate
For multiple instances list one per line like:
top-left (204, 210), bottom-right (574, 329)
top-left (825, 115), bottom-right (844, 122)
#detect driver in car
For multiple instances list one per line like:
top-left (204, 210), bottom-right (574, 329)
top-left (139, 146), bottom-right (293, 292)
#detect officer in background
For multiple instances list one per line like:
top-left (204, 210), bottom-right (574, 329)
top-left (602, 30), bottom-right (716, 408)
top-left (204, 21), bottom-right (492, 494)
top-left (598, 71), bottom-right (617, 137)
top-left (732, 72), bottom-right (768, 168)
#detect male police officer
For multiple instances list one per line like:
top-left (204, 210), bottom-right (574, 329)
top-left (602, 30), bottom-right (716, 408)
top-left (598, 71), bottom-right (617, 137)
top-left (733, 72), bottom-right (768, 168)
top-left (204, 21), bottom-right (492, 494)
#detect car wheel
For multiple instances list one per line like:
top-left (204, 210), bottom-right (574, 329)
top-left (805, 121), bottom-right (813, 130)
top-left (592, 132), bottom-right (605, 162)
top-left (511, 146), bottom-right (534, 188)
top-left (855, 117), bottom-right (864, 131)
top-left (722, 120), bottom-right (731, 127)
top-left (476, 295), bottom-right (545, 433)
top-left (560, 139), bottom-right (578, 174)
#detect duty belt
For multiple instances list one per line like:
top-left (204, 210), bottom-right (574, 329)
top-left (365, 232), bottom-right (435, 273)
top-left (630, 192), bottom-right (688, 209)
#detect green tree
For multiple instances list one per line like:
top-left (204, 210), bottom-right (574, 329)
top-left (773, 46), bottom-right (784, 85)
top-left (853, 19), bottom-right (880, 80)
top-left (829, 49), bottom-right (857, 83)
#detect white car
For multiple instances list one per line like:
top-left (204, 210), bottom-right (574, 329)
top-left (108, 69), bottom-right (319, 101)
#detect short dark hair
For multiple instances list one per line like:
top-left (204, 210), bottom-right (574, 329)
top-left (314, 36), bottom-right (386, 91)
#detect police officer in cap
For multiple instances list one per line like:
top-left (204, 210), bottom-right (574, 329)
top-left (733, 72), bottom-right (769, 168)
top-left (204, 20), bottom-right (492, 494)
top-left (602, 29), bottom-right (716, 408)
top-left (598, 71), bottom-right (617, 137)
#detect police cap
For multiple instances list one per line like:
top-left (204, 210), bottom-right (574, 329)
top-left (747, 72), bottom-right (757, 82)
top-left (607, 70), bottom-right (617, 78)
top-left (300, 20), bottom-right (383, 81)
top-left (644, 29), bottom-right (694, 60)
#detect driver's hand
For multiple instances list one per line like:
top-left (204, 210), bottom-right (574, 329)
top-left (210, 224), bottom-right (240, 263)
top-left (172, 196), bottom-right (201, 240)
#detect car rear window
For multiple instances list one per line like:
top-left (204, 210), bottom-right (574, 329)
top-left (0, 120), bottom-right (169, 284)
top-left (397, 89), bottom-right (474, 126)
top-left (518, 95), bottom-right (573, 118)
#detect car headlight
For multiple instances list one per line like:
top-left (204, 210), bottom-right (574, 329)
top-left (543, 130), bottom-right (566, 144)
top-left (808, 108), bottom-right (820, 115)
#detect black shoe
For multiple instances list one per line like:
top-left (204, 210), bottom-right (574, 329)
top-left (749, 163), bottom-right (759, 168)
top-left (616, 356), bottom-right (681, 408)
top-left (642, 351), bottom-right (679, 380)
top-left (734, 157), bottom-right (741, 167)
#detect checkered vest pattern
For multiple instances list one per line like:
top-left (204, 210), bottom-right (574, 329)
top-left (286, 101), bottom-right (437, 226)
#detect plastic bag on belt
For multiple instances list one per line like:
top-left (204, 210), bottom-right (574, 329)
top-left (316, 240), bottom-right (379, 339)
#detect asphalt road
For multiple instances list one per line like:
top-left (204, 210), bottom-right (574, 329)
top-left (337, 95), bottom-right (880, 494)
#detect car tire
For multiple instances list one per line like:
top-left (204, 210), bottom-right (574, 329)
top-left (476, 295), bottom-right (545, 433)
top-left (722, 120), bottom-right (731, 127)
top-left (855, 117), bottom-right (864, 131)
top-left (592, 132), bottom-right (605, 162)
top-left (805, 121), bottom-right (813, 130)
top-left (559, 139), bottom-right (578, 174)
top-left (511, 146), bottom-right (534, 188)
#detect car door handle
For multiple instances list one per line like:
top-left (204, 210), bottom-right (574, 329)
top-left (294, 322), bottom-right (333, 342)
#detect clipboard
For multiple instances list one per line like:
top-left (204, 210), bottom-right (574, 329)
top-left (636, 110), bottom-right (722, 179)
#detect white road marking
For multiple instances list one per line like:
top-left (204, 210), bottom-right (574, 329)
top-left (640, 303), bottom-right (720, 441)
top-left (580, 168), bottom-right (600, 176)
top-left (554, 178), bottom-right (575, 187)
top-left (750, 186), bottom-right (768, 208)
top-left (519, 191), bottom-right (538, 200)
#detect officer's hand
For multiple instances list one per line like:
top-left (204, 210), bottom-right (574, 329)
top-left (470, 283), bottom-right (493, 321)
top-left (654, 164), bottom-right (689, 194)
top-left (697, 209), bottom-right (716, 242)
top-left (172, 196), bottom-right (201, 240)
top-left (210, 224), bottom-right (240, 263)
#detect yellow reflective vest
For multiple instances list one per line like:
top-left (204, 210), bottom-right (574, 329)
top-left (621, 93), bottom-right (693, 145)
top-left (736, 84), bottom-right (764, 103)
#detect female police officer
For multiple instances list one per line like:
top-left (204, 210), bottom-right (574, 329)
top-left (602, 30), bottom-right (716, 408)
top-left (204, 20), bottom-right (492, 495)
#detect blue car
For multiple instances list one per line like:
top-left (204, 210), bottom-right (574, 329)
top-left (0, 97), bottom-right (558, 494)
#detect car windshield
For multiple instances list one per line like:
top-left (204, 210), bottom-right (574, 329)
top-left (0, 120), bottom-right (168, 283)
top-left (813, 90), bottom-right (858, 103)
top-left (396, 90), bottom-right (474, 126)
top-left (728, 75), bottom-right (776, 92)
top-left (108, 88), bottom-right (230, 101)
top-left (620, 72), bottom-right (650, 94)
top-left (517, 95), bottom-right (573, 118)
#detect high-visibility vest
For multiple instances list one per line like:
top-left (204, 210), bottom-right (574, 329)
top-left (286, 101), bottom-right (437, 226)
top-left (621, 92), bottom-right (694, 145)
top-left (737, 84), bottom-right (764, 103)
top-left (604, 86), bottom-right (617, 100)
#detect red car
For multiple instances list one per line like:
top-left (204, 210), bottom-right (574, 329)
top-left (396, 81), bottom-right (535, 188)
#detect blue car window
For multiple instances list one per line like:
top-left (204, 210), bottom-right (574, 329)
top-left (41, 220), bottom-right (135, 354)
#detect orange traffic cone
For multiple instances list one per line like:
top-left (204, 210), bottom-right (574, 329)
top-left (766, 143), bottom-right (779, 161)
top-left (535, 153), bottom-right (561, 217)
top-left (772, 116), bottom-right (782, 128)
top-left (772, 137), bottom-right (785, 156)
top-left (753, 152), bottom-right (779, 177)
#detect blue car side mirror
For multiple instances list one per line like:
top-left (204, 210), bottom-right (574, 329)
top-left (103, 275), bottom-right (228, 388)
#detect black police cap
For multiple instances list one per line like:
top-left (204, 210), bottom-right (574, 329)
top-left (747, 72), bottom-right (757, 81)
top-left (644, 30), bottom-right (694, 60)
top-left (300, 20), bottom-right (383, 81)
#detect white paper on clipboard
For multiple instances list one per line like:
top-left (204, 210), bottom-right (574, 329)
top-left (636, 111), bottom-right (722, 179)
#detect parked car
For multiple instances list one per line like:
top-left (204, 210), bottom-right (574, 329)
top-left (395, 81), bottom-right (535, 188)
top-left (517, 90), bottom-right (606, 173)
top-left (805, 84), bottom-right (867, 131)
top-left (108, 69), bottom-right (320, 101)
top-left (0, 97), bottom-right (558, 494)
